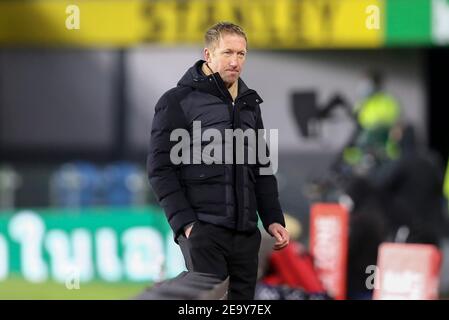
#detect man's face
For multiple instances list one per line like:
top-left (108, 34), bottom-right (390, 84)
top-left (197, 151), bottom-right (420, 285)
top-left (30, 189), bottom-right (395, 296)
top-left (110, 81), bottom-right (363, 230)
top-left (204, 33), bottom-right (247, 87)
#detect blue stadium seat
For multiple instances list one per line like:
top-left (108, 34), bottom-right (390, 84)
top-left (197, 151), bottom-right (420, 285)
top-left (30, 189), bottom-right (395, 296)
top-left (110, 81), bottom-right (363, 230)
top-left (102, 162), bottom-right (147, 207)
top-left (50, 161), bottom-right (102, 208)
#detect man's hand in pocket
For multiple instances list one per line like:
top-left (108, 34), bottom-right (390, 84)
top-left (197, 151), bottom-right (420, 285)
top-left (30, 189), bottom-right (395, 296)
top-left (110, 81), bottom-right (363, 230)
top-left (184, 222), bottom-right (195, 239)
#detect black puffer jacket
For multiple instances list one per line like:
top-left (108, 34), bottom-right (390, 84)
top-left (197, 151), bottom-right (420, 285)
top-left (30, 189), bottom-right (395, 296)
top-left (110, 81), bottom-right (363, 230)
top-left (147, 60), bottom-right (285, 241)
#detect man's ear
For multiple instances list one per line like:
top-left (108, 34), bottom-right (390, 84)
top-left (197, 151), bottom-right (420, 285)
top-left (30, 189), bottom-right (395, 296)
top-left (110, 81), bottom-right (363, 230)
top-left (203, 47), bottom-right (211, 64)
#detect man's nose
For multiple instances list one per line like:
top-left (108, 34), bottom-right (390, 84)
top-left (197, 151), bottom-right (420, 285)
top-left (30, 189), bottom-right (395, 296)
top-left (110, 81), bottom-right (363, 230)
top-left (229, 55), bottom-right (238, 67)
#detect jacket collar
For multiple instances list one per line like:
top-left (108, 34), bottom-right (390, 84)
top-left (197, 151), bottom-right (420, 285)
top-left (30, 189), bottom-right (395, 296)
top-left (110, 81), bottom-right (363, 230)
top-left (178, 60), bottom-right (263, 106)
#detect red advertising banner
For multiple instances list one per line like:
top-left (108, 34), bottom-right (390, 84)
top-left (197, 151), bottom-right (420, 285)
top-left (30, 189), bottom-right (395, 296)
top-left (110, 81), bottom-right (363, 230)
top-left (309, 203), bottom-right (349, 300)
top-left (374, 243), bottom-right (442, 300)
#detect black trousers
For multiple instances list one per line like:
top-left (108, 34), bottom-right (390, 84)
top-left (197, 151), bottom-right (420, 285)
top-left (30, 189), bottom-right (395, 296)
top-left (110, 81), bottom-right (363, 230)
top-left (177, 220), bottom-right (261, 300)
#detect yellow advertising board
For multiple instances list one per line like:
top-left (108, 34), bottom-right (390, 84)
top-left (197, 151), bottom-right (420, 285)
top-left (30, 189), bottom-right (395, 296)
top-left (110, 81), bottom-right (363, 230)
top-left (0, 0), bottom-right (383, 48)
top-left (0, 0), bottom-right (149, 46)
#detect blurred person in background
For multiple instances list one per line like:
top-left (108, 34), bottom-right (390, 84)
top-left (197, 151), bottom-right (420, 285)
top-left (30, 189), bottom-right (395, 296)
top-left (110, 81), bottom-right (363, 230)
top-left (147, 22), bottom-right (289, 300)
top-left (330, 70), bottom-right (402, 213)
top-left (371, 124), bottom-right (447, 246)
top-left (342, 70), bottom-right (401, 175)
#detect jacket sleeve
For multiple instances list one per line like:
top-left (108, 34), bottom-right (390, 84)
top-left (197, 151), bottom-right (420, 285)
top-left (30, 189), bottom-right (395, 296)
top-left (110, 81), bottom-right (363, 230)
top-left (254, 105), bottom-right (286, 233)
top-left (147, 92), bottom-right (196, 239)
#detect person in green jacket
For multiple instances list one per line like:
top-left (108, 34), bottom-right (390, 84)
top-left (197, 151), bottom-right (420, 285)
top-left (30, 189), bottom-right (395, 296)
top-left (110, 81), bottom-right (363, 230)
top-left (343, 70), bottom-right (401, 169)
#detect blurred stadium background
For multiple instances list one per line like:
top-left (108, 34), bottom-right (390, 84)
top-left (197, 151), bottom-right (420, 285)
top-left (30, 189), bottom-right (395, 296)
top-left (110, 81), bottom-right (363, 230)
top-left (1, 0), bottom-right (449, 300)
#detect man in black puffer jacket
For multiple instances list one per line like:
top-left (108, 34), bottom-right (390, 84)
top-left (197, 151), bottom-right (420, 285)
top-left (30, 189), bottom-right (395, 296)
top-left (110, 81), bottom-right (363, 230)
top-left (147, 22), bottom-right (289, 300)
